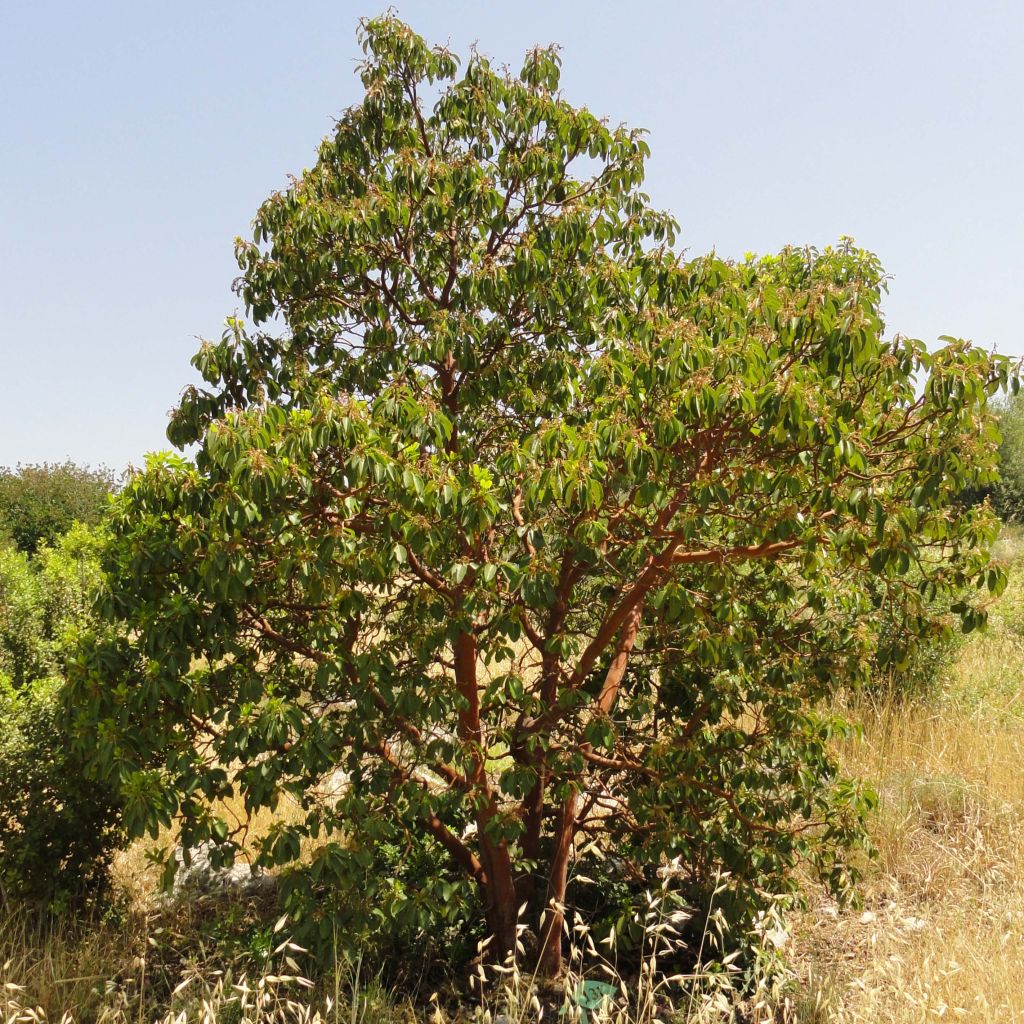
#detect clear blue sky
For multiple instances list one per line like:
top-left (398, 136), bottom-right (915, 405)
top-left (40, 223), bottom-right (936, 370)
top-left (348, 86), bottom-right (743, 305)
top-left (2, 1), bottom-right (1021, 471)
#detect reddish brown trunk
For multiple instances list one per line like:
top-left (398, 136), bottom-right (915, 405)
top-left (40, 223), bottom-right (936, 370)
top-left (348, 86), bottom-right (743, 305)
top-left (518, 648), bottom-right (561, 903)
top-left (537, 790), bottom-right (577, 976)
top-left (454, 628), bottom-right (518, 962)
top-left (537, 606), bottom-right (642, 976)
top-left (515, 774), bottom-right (542, 911)
top-left (483, 871), bottom-right (519, 963)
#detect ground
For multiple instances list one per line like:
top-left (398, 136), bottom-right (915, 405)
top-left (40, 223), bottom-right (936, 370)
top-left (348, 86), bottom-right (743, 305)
top-left (788, 527), bottom-right (1024, 1021)
top-left (6, 533), bottom-right (1024, 1022)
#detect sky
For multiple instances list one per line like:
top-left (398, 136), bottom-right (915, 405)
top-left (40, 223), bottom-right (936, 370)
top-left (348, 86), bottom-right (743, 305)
top-left (1, 0), bottom-right (1021, 472)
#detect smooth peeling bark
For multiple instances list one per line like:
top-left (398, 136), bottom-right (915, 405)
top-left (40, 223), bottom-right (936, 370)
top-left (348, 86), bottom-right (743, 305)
top-left (454, 627), bottom-right (519, 961)
top-left (538, 789), bottom-right (578, 977)
top-left (538, 605), bottom-right (642, 976)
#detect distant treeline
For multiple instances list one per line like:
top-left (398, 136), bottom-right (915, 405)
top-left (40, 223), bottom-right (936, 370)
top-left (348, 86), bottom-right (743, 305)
top-left (965, 393), bottom-right (1024, 523)
top-left (0, 462), bottom-right (117, 553)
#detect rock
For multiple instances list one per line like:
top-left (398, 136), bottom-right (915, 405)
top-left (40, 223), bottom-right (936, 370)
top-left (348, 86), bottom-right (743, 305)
top-left (320, 768), bottom-right (350, 799)
top-left (172, 840), bottom-right (275, 896)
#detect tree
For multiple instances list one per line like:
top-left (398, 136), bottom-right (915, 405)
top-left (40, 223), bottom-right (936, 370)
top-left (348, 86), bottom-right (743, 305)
top-left (69, 16), bottom-right (1014, 976)
top-left (977, 392), bottom-right (1024, 523)
top-left (0, 462), bottom-right (116, 554)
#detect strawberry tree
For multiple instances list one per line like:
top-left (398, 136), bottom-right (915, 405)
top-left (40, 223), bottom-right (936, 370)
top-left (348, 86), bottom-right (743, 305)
top-left (70, 16), bottom-right (1014, 975)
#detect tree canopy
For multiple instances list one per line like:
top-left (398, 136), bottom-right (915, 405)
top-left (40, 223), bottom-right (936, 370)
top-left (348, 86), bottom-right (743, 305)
top-left (0, 462), bottom-right (116, 554)
top-left (70, 16), bottom-right (1015, 976)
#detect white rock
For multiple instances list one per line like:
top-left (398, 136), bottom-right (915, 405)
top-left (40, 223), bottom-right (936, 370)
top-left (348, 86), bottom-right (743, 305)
top-left (172, 840), bottom-right (273, 896)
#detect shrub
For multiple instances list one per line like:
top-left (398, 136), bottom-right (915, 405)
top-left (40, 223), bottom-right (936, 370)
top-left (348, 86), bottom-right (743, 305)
top-left (991, 395), bottom-right (1024, 523)
top-left (285, 833), bottom-right (485, 983)
top-left (0, 523), bottom-right (123, 912)
top-left (0, 523), bottom-right (106, 687)
top-left (35, 522), bottom-right (107, 674)
top-left (0, 674), bottom-right (124, 912)
top-left (860, 569), bottom-right (970, 699)
top-left (0, 545), bottom-right (48, 687)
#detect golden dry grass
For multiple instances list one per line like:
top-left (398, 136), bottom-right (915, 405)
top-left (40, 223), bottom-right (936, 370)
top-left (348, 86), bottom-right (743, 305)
top-left (789, 531), bottom-right (1024, 1022)
top-left (10, 535), bottom-right (1024, 1021)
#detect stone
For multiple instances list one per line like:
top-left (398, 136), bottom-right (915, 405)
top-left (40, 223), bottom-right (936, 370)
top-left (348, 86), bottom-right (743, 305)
top-left (171, 840), bottom-right (275, 896)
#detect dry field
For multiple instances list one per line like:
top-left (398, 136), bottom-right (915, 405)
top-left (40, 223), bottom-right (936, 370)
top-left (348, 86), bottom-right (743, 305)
top-left (789, 529), bottom-right (1024, 1022)
top-left (6, 535), bottom-right (1024, 1022)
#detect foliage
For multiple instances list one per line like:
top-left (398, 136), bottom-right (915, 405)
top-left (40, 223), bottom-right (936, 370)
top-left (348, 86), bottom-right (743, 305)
top-left (69, 15), bottom-right (1016, 977)
top-left (959, 394), bottom-right (1024, 523)
top-left (0, 462), bottom-right (116, 554)
top-left (858, 568), bottom-right (968, 699)
top-left (987, 394), bottom-right (1024, 522)
top-left (34, 522), bottom-right (108, 674)
top-left (0, 546), bottom-right (48, 687)
top-left (295, 833), bottom-right (485, 981)
top-left (0, 674), bottom-right (124, 912)
top-left (0, 523), bottom-right (123, 912)
top-left (0, 523), bottom-right (106, 687)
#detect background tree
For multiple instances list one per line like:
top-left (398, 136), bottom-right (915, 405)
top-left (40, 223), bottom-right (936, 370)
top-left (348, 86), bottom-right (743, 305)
top-left (966, 392), bottom-right (1024, 523)
top-left (0, 545), bottom-right (48, 688)
top-left (70, 16), bottom-right (1015, 976)
top-left (0, 523), bottom-right (106, 687)
top-left (0, 462), bottom-right (116, 554)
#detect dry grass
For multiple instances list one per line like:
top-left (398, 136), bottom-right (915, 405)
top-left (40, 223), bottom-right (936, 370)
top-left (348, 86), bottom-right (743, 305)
top-left (0, 906), bottom-right (410, 1024)
top-left (789, 531), bottom-right (1024, 1021)
top-left (10, 534), bottom-right (1024, 1021)
top-left (0, 895), bottom-right (768, 1024)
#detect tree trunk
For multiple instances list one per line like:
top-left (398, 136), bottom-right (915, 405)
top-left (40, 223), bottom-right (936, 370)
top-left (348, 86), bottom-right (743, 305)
top-left (484, 875), bottom-right (519, 964)
top-left (476, 804), bottom-right (519, 963)
top-left (453, 626), bottom-right (519, 963)
top-left (537, 789), bottom-right (577, 976)
top-left (537, 607), bottom-right (641, 976)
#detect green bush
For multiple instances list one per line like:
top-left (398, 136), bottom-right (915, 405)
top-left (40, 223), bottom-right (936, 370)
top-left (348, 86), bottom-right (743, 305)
top-left (0, 523), bottom-right (107, 687)
top-left (0, 523), bottom-right (124, 913)
top-left (275, 827), bottom-right (484, 979)
top-left (991, 395), bottom-right (1024, 523)
top-left (0, 545), bottom-right (49, 687)
top-left (0, 674), bottom-right (124, 912)
top-left (0, 462), bottom-right (116, 555)
top-left (961, 393), bottom-right (1024, 524)
top-left (35, 523), bottom-right (107, 675)
top-left (862, 571), bottom-right (969, 699)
